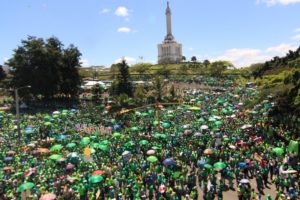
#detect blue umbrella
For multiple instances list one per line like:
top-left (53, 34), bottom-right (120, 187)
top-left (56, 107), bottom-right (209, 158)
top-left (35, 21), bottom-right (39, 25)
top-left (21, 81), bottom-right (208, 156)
top-left (4, 157), bottom-right (13, 161)
top-left (163, 158), bottom-right (176, 166)
top-left (56, 135), bottom-right (68, 140)
top-left (238, 162), bottom-right (247, 168)
top-left (24, 127), bottom-right (34, 134)
top-left (197, 160), bottom-right (206, 167)
top-left (113, 125), bottom-right (121, 130)
top-left (71, 109), bottom-right (77, 113)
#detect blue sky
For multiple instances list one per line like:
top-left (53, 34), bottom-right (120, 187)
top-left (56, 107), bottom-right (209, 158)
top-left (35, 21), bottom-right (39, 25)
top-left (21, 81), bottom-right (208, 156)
top-left (1, 0), bottom-right (300, 68)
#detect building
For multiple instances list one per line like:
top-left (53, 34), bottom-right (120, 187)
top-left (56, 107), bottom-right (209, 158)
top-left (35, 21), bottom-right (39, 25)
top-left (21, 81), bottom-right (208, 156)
top-left (157, 2), bottom-right (182, 64)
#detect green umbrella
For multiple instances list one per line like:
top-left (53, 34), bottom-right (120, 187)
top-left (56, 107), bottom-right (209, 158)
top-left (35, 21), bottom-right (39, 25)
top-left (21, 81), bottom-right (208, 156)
top-left (53, 114), bottom-right (60, 119)
top-left (124, 141), bottom-right (135, 147)
top-left (44, 115), bottom-right (51, 121)
top-left (153, 121), bottom-right (159, 125)
top-left (173, 172), bottom-right (181, 178)
top-left (91, 143), bottom-right (101, 149)
top-left (89, 175), bottom-right (103, 184)
top-left (50, 144), bottom-right (63, 152)
top-left (190, 106), bottom-right (201, 111)
top-left (204, 164), bottom-right (212, 169)
top-left (208, 117), bottom-right (216, 122)
top-left (99, 145), bottom-right (109, 152)
top-left (215, 121), bottom-right (222, 126)
top-left (162, 122), bottom-right (171, 129)
top-left (212, 109), bottom-right (218, 113)
top-left (49, 154), bottom-right (63, 160)
top-left (101, 140), bottom-right (110, 145)
top-left (112, 132), bottom-right (122, 138)
top-left (17, 182), bottom-right (35, 192)
top-left (80, 137), bottom-right (90, 146)
top-left (66, 143), bottom-right (76, 148)
top-left (152, 146), bottom-right (162, 150)
top-left (139, 140), bottom-right (149, 145)
top-left (272, 147), bottom-right (284, 155)
top-left (213, 162), bottom-right (226, 171)
top-left (130, 127), bottom-right (139, 132)
top-left (222, 108), bottom-right (229, 114)
top-left (147, 156), bottom-right (158, 163)
top-left (24, 129), bottom-right (34, 135)
top-left (159, 134), bottom-right (168, 139)
top-left (198, 118), bottom-right (205, 123)
top-left (142, 112), bottom-right (149, 117)
top-left (44, 122), bottom-right (52, 126)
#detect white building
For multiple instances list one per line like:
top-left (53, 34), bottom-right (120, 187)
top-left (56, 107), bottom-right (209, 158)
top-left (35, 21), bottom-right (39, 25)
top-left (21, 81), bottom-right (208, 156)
top-left (157, 2), bottom-right (182, 64)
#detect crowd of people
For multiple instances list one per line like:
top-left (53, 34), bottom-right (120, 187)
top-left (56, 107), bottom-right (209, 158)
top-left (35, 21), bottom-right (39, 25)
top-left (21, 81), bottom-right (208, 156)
top-left (0, 80), bottom-right (299, 200)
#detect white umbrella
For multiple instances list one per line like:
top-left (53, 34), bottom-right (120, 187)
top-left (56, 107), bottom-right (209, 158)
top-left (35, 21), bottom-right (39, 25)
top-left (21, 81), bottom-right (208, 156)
top-left (53, 111), bottom-right (60, 115)
top-left (200, 125), bottom-right (209, 130)
top-left (281, 170), bottom-right (298, 174)
top-left (241, 124), bottom-right (252, 130)
top-left (194, 132), bottom-right (202, 137)
top-left (240, 179), bottom-right (249, 184)
top-left (67, 152), bottom-right (79, 158)
top-left (122, 151), bottom-right (131, 157)
top-left (147, 150), bottom-right (155, 155)
top-left (213, 116), bottom-right (222, 120)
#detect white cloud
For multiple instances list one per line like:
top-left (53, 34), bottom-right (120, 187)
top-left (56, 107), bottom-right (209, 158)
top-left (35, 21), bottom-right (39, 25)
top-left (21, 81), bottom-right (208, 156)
top-left (211, 48), bottom-right (271, 68)
top-left (115, 6), bottom-right (129, 17)
top-left (117, 27), bottom-right (132, 33)
top-left (292, 34), bottom-right (300, 40)
top-left (257, 0), bottom-right (300, 6)
top-left (188, 48), bottom-right (194, 51)
top-left (80, 58), bottom-right (90, 67)
top-left (3, 57), bottom-right (8, 62)
top-left (114, 56), bottom-right (136, 64)
top-left (209, 43), bottom-right (297, 68)
top-left (294, 28), bottom-right (300, 32)
top-left (100, 8), bottom-right (110, 14)
top-left (265, 43), bottom-right (297, 54)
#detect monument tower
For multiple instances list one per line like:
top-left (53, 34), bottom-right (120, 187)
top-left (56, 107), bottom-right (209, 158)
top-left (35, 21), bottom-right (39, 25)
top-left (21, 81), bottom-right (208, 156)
top-left (158, 2), bottom-right (182, 64)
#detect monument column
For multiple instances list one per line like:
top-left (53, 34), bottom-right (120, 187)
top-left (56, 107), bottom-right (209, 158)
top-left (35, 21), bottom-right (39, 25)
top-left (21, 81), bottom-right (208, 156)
top-left (166, 1), bottom-right (172, 36)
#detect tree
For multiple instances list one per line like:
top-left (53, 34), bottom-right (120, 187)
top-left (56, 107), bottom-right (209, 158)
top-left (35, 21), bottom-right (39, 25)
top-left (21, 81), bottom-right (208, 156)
top-left (110, 64), bottom-right (119, 79)
top-left (178, 64), bottom-right (189, 75)
top-left (91, 83), bottom-right (104, 101)
top-left (169, 84), bottom-right (176, 100)
top-left (116, 59), bottom-right (133, 97)
top-left (0, 65), bottom-right (6, 82)
top-left (209, 61), bottom-right (233, 77)
top-left (155, 65), bottom-right (171, 79)
top-left (182, 56), bottom-right (186, 62)
top-left (133, 63), bottom-right (151, 75)
top-left (6, 36), bottom-right (81, 99)
top-left (150, 76), bottom-right (166, 102)
top-left (134, 84), bottom-right (146, 103)
top-left (191, 56), bottom-right (197, 62)
top-left (60, 44), bottom-right (82, 97)
top-left (203, 60), bottom-right (210, 68)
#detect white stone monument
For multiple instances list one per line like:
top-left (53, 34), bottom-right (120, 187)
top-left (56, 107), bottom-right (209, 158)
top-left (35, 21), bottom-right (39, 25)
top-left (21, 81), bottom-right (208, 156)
top-left (158, 2), bottom-right (182, 64)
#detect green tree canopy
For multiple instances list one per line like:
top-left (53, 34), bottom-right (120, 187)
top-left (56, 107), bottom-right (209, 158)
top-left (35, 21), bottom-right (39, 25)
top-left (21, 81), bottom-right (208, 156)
top-left (0, 65), bottom-right (6, 82)
top-left (116, 59), bottom-right (133, 97)
top-left (209, 61), bottom-right (233, 77)
top-left (6, 36), bottom-right (81, 99)
top-left (191, 56), bottom-right (197, 62)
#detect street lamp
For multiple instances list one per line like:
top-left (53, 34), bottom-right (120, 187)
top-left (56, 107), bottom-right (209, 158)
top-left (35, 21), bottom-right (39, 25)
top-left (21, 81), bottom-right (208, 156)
top-left (15, 85), bottom-right (31, 141)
